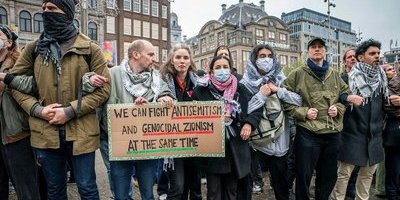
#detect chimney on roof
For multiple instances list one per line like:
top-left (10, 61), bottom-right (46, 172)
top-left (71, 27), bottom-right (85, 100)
top-left (260, 0), bottom-right (265, 11)
top-left (239, 0), bottom-right (243, 3)
top-left (221, 4), bottom-right (227, 14)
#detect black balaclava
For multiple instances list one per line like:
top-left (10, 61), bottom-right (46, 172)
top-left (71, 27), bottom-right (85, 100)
top-left (38, 0), bottom-right (78, 75)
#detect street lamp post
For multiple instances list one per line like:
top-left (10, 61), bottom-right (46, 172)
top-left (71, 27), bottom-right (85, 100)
top-left (324, 0), bottom-right (336, 65)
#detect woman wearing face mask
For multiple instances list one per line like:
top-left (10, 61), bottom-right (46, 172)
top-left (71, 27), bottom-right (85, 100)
top-left (240, 44), bottom-right (302, 200)
top-left (160, 44), bottom-right (202, 200)
top-left (214, 46), bottom-right (242, 81)
top-left (192, 55), bottom-right (254, 200)
top-left (0, 25), bottom-right (41, 199)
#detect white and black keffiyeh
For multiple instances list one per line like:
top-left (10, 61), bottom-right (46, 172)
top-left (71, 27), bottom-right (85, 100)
top-left (121, 60), bottom-right (163, 102)
top-left (240, 60), bottom-right (286, 94)
top-left (349, 62), bottom-right (388, 102)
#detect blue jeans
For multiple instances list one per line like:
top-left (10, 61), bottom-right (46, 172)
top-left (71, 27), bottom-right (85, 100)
top-left (110, 159), bottom-right (157, 200)
top-left (35, 130), bottom-right (99, 200)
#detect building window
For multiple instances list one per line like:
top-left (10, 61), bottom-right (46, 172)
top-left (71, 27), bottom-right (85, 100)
top-left (242, 50), bottom-right (250, 66)
top-left (200, 38), bottom-right (207, 53)
top-left (73, 19), bottom-right (79, 28)
top-left (133, 20), bottom-right (141, 36)
top-left (88, 0), bottom-right (97, 9)
top-left (33, 13), bottom-right (43, 33)
top-left (162, 27), bottom-right (167, 41)
top-left (268, 31), bottom-right (275, 39)
top-left (151, 23), bottom-right (158, 39)
top-left (162, 49), bottom-right (168, 62)
top-left (106, 0), bottom-right (115, 8)
top-left (106, 16), bottom-right (115, 33)
top-left (143, 0), bottom-right (150, 15)
top-left (133, 0), bottom-right (141, 13)
top-left (142, 21), bottom-right (150, 38)
top-left (290, 56), bottom-right (298, 65)
top-left (154, 46), bottom-right (159, 62)
top-left (280, 33), bottom-right (287, 42)
top-left (0, 7), bottom-right (7, 25)
top-left (256, 29), bottom-right (264, 37)
top-left (19, 11), bottom-right (32, 32)
top-left (88, 22), bottom-right (98, 41)
top-left (124, 42), bottom-right (131, 59)
top-left (151, 1), bottom-right (159, 17)
top-left (280, 55), bottom-right (287, 66)
top-left (217, 31), bottom-right (225, 46)
top-left (123, 0), bottom-right (131, 11)
top-left (124, 18), bottom-right (132, 35)
top-left (161, 5), bottom-right (167, 19)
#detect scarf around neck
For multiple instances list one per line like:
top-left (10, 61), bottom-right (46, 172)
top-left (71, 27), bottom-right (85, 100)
top-left (349, 62), bottom-right (388, 101)
top-left (307, 58), bottom-right (329, 79)
top-left (240, 59), bottom-right (286, 94)
top-left (37, 22), bottom-right (77, 75)
top-left (121, 60), bottom-right (162, 102)
top-left (208, 74), bottom-right (239, 117)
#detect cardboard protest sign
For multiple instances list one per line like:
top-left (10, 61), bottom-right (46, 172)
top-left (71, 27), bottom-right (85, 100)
top-left (107, 101), bottom-right (225, 160)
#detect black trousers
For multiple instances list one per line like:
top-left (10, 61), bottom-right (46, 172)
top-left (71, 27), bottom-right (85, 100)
top-left (259, 151), bottom-right (289, 200)
top-left (167, 158), bottom-right (202, 200)
top-left (206, 172), bottom-right (238, 200)
top-left (295, 126), bottom-right (339, 200)
top-left (0, 137), bottom-right (41, 200)
top-left (385, 146), bottom-right (400, 200)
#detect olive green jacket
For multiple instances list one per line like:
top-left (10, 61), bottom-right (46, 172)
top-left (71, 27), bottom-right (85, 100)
top-left (282, 65), bottom-right (349, 134)
top-left (10, 33), bottom-right (111, 155)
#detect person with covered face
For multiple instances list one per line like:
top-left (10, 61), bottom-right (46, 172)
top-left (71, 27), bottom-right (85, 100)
top-left (9, 0), bottom-right (111, 199)
top-left (282, 38), bottom-right (362, 200)
top-left (192, 55), bottom-right (254, 200)
top-left (239, 44), bottom-right (302, 200)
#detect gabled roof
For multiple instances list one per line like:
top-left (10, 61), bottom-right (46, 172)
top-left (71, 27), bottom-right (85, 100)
top-left (218, 1), bottom-right (267, 29)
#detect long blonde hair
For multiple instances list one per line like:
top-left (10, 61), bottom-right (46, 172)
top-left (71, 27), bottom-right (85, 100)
top-left (160, 43), bottom-right (197, 81)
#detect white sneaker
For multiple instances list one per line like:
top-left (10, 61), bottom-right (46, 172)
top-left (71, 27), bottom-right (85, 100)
top-left (252, 185), bottom-right (263, 193)
top-left (159, 194), bottom-right (167, 200)
top-left (201, 178), bottom-right (207, 185)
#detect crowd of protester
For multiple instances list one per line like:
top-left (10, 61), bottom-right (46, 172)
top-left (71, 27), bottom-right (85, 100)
top-left (1, 0), bottom-right (400, 200)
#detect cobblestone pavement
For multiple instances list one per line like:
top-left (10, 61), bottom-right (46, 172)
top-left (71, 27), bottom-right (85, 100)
top-left (10, 151), bottom-right (385, 199)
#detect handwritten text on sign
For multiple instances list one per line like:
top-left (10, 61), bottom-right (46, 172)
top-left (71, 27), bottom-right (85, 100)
top-left (107, 101), bottom-right (225, 160)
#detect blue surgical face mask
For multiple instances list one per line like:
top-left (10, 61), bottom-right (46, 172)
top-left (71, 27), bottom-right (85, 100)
top-left (256, 57), bottom-right (274, 73)
top-left (214, 68), bottom-right (231, 82)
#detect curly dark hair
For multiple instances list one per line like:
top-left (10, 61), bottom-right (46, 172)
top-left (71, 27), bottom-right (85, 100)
top-left (355, 39), bottom-right (381, 61)
top-left (249, 44), bottom-right (276, 67)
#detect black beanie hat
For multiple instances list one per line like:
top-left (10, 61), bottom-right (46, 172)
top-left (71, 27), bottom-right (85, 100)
top-left (0, 25), bottom-right (18, 41)
top-left (42, 0), bottom-right (76, 21)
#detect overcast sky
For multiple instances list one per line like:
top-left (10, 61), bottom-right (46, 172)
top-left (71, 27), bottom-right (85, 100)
top-left (171, 0), bottom-right (399, 52)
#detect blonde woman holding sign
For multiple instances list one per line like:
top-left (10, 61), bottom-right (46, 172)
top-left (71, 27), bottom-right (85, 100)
top-left (160, 43), bottom-right (202, 200)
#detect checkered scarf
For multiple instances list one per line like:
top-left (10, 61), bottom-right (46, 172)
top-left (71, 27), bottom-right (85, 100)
top-left (348, 62), bottom-right (388, 101)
